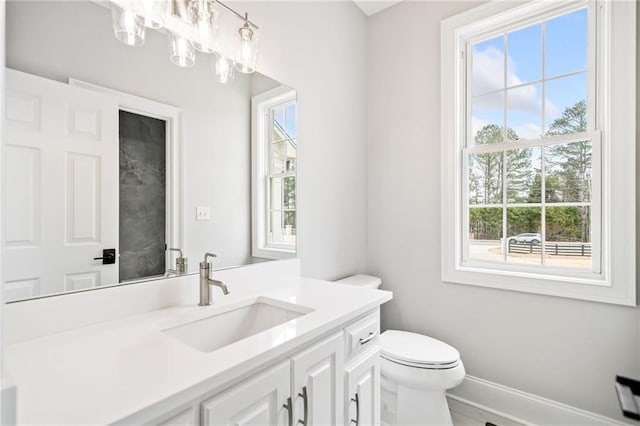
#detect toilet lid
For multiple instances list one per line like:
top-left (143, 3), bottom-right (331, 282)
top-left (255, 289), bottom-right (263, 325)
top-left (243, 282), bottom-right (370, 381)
top-left (380, 330), bottom-right (460, 367)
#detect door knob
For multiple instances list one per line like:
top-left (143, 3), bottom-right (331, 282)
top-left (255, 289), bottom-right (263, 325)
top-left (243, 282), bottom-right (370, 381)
top-left (93, 248), bottom-right (116, 265)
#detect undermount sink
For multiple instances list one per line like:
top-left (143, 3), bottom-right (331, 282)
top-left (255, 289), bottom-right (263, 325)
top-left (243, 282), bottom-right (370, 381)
top-left (163, 297), bottom-right (313, 353)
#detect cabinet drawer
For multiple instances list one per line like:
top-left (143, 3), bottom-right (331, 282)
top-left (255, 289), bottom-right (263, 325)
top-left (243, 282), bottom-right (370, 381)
top-left (345, 310), bottom-right (380, 359)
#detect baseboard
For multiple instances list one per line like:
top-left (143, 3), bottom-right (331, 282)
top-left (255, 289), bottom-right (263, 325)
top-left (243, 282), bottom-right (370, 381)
top-left (446, 375), bottom-right (630, 426)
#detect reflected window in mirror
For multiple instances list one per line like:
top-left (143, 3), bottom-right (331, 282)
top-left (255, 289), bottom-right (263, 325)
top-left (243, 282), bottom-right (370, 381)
top-left (252, 86), bottom-right (297, 259)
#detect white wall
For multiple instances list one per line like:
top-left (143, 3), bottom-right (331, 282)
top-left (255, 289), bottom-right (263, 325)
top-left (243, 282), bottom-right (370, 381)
top-left (235, 1), bottom-right (369, 280)
top-left (367, 1), bottom-right (640, 421)
top-left (6, 1), bottom-right (269, 271)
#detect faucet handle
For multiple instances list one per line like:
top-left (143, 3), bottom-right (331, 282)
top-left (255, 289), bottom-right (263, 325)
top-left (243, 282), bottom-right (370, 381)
top-left (167, 247), bottom-right (184, 258)
top-left (204, 252), bottom-right (217, 265)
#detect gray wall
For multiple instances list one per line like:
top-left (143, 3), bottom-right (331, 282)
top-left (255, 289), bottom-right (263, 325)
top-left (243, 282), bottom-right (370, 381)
top-left (367, 1), bottom-right (640, 421)
top-left (7, 1), bottom-right (256, 271)
top-left (236, 1), bottom-right (369, 279)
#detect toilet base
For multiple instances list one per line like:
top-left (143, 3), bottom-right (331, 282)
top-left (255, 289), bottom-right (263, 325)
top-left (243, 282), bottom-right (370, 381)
top-left (398, 384), bottom-right (452, 425)
top-left (381, 377), bottom-right (454, 426)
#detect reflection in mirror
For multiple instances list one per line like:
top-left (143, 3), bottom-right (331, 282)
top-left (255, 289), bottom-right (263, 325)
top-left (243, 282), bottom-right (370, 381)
top-left (3, 1), bottom-right (297, 302)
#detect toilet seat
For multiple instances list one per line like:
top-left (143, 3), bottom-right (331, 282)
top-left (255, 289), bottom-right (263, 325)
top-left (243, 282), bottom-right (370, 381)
top-left (381, 330), bottom-right (460, 370)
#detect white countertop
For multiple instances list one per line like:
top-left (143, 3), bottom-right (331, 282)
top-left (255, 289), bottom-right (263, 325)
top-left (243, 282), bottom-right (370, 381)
top-left (4, 274), bottom-right (391, 425)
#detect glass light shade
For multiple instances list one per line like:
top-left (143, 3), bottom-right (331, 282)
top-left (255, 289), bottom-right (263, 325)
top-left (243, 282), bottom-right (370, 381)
top-left (234, 24), bottom-right (260, 74)
top-left (213, 53), bottom-right (236, 84)
top-left (187, 0), bottom-right (219, 53)
top-left (135, 0), bottom-right (166, 29)
top-left (111, 2), bottom-right (146, 47)
top-left (169, 33), bottom-right (196, 67)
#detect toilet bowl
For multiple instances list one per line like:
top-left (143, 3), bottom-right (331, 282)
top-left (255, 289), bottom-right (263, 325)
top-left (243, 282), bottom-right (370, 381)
top-left (380, 330), bottom-right (465, 425)
top-left (335, 275), bottom-right (465, 426)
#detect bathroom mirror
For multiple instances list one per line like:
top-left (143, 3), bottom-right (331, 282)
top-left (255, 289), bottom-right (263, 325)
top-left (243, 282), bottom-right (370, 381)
top-left (3, 1), bottom-right (297, 302)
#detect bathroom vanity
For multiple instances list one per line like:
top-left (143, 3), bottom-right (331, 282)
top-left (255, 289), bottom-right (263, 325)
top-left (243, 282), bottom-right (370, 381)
top-left (3, 260), bottom-right (392, 425)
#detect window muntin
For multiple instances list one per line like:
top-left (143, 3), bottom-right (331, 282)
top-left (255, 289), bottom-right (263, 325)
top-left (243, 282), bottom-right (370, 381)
top-left (463, 5), bottom-right (597, 275)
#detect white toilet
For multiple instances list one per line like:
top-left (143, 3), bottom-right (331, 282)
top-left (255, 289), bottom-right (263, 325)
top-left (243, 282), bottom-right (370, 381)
top-left (336, 275), bottom-right (465, 426)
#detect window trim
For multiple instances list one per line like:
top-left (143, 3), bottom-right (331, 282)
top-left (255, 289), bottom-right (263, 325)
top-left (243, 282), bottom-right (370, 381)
top-left (251, 86), bottom-right (297, 260)
top-left (441, 0), bottom-right (636, 305)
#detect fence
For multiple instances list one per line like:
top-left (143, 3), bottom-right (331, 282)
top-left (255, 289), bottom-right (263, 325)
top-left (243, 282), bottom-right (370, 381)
top-left (508, 241), bottom-right (592, 256)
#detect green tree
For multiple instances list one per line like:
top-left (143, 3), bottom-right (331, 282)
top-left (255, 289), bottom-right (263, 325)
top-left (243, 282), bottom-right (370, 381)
top-left (468, 125), bottom-right (535, 240)
top-left (469, 125), bottom-right (529, 205)
top-left (545, 100), bottom-right (591, 241)
top-left (528, 172), bottom-right (562, 203)
top-left (546, 100), bottom-right (587, 136)
top-left (469, 207), bottom-right (502, 240)
top-left (283, 176), bottom-right (296, 233)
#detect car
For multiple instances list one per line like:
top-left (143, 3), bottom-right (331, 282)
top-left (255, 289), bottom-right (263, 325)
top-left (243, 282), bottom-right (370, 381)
top-left (509, 233), bottom-right (541, 244)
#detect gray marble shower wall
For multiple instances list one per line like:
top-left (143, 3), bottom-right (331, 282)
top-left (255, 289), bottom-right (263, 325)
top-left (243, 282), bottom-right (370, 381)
top-left (119, 110), bottom-right (167, 282)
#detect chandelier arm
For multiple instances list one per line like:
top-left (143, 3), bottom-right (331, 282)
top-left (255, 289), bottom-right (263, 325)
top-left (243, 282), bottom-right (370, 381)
top-left (214, 0), bottom-right (259, 30)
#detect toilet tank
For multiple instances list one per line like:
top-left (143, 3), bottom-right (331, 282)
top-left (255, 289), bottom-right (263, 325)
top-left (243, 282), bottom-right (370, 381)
top-left (335, 274), bottom-right (382, 289)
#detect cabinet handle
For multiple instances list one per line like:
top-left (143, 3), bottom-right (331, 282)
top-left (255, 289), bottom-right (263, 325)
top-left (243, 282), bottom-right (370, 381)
top-left (297, 386), bottom-right (308, 425)
top-left (350, 393), bottom-right (360, 425)
top-left (359, 330), bottom-right (378, 346)
top-left (283, 396), bottom-right (293, 426)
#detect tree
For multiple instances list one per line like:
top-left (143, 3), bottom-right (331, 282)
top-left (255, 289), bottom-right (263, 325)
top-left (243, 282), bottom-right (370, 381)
top-left (527, 171), bottom-right (563, 203)
top-left (545, 100), bottom-right (591, 241)
top-left (283, 176), bottom-right (296, 233)
top-left (546, 100), bottom-right (587, 136)
top-left (469, 125), bottom-right (529, 205)
top-left (468, 125), bottom-right (536, 240)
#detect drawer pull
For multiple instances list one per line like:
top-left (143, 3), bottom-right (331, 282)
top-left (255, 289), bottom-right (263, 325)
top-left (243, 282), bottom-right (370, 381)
top-left (359, 330), bottom-right (378, 345)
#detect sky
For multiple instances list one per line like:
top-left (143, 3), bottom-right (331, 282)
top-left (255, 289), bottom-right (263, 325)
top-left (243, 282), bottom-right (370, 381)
top-left (471, 8), bottom-right (587, 141)
top-left (274, 103), bottom-right (297, 139)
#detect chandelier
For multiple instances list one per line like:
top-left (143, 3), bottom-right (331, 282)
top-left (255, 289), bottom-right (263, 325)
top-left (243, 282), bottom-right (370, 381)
top-left (110, 0), bottom-right (260, 83)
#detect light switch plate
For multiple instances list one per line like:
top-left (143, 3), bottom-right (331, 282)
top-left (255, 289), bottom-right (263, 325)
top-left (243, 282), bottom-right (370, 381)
top-left (196, 206), bottom-right (210, 221)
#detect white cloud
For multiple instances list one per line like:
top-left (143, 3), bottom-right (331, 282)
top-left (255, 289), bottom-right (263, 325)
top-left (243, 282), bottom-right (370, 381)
top-left (472, 46), bottom-right (504, 95)
top-left (471, 46), bottom-right (564, 139)
top-left (514, 124), bottom-right (542, 140)
top-left (471, 116), bottom-right (489, 136)
top-left (544, 98), bottom-right (559, 120)
top-left (473, 46), bottom-right (558, 117)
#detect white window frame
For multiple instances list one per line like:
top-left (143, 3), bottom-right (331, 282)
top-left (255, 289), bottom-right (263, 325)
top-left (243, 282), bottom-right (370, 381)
top-left (251, 86), bottom-right (297, 260)
top-left (441, 0), bottom-right (636, 305)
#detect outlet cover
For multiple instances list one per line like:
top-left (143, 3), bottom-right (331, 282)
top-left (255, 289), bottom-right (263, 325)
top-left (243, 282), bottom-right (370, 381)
top-left (196, 206), bottom-right (210, 221)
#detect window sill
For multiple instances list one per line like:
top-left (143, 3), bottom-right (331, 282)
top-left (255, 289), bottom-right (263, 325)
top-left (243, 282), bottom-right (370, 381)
top-left (443, 264), bottom-right (634, 306)
top-left (252, 246), bottom-right (296, 260)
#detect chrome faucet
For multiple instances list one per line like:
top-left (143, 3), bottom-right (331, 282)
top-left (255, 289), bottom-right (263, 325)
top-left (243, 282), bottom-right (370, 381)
top-left (167, 247), bottom-right (187, 275)
top-left (199, 253), bottom-right (230, 306)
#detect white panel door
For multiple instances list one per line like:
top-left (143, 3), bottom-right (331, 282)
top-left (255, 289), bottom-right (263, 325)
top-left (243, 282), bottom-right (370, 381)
top-left (345, 349), bottom-right (380, 426)
top-left (201, 360), bottom-right (291, 426)
top-left (3, 68), bottom-right (119, 300)
top-left (291, 332), bottom-right (344, 426)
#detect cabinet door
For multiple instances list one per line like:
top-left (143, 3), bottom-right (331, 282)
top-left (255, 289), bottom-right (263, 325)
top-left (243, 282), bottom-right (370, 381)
top-left (201, 360), bottom-right (291, 426)
top-left (291, 332), bottom-right (344, 426)
top-left (345, 349), bottom-right (380, 426)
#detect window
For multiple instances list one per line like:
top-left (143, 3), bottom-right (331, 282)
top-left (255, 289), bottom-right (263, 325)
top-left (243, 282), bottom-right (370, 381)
top-left (252, 86), bottom-right (297, 259)
top-left (441, 1), bottom-right (636, 305)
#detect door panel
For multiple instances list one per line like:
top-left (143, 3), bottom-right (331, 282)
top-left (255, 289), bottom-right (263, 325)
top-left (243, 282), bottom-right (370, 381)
top-left (3, 69), bottom-right (118, 300)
